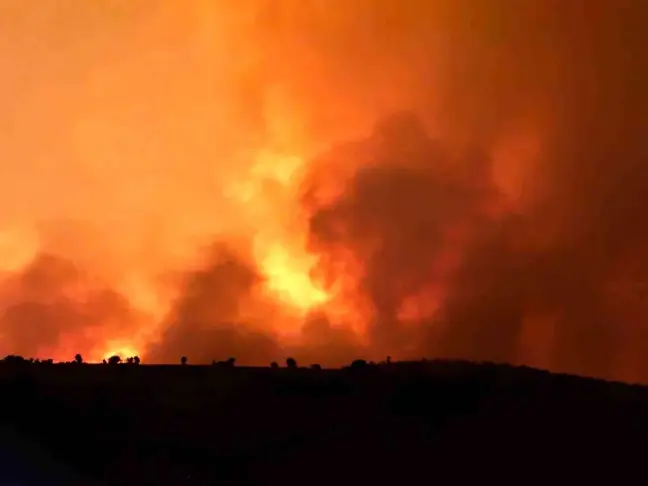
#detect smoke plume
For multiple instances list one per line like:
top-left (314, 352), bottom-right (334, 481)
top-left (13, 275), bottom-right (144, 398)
top-left (0, 1), bottom-right (647, 381)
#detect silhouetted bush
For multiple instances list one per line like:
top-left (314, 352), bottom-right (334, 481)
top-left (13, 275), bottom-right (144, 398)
top-left (310, 364), bottom-right (322, 370)
top-left (74, 354), bottom-right (83, 365)
top-left (108, 355), bottom-right (121, 365)
top-left (350, 359), bottom-right (368, 370)
top-left (286, 357), bottom-right (297, 369)
top-left (133, 356), bottom-right (140, 365)
top-left (181, 356), bottom-right (188, 366)
top-left (212, 357), bottom-right (237, 368)
top-left (270, 361), bottom-right (279, 369)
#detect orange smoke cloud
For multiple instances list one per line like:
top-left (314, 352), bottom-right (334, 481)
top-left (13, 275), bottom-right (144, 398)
top-left (1, 1), bottom-right (648, 382)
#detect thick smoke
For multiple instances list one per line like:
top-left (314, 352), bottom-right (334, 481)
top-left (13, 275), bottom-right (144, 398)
top-left (144, 244), bottom-right (365, 367)
top-left (1, 1), bottom-right (648, 381)
top-left (301, 1), bottom-right (648, 381)
top-left (145, 245), bottom-right (282, 365)
top-left (304, 113), bottom-right (496, 354)
top-left (0, 253), bottom-right (138, 359)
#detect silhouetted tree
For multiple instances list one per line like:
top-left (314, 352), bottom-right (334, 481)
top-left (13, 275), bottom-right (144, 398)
top-left (181, 356), bottom-right (188, 366)
top-left (74, 354), bottom-right (83, 365)
top-left (286, 357), bottom-right (297, 369)
top-left (133, 356), bottom-right (140, 365)
top-left (310, 364), bottom-right (322, 370)
top-left (108, 355), bottom-right (121, 365)
top-left (270, 361), bottom-right (279, 369)
top-left (386, 356), bottom-right (392, 365)
top-left (351, 359), bottom-right (368, 370)
top-left (226, 357), bottom-right (236, 368)
top-left (102, 359), bottom-right (107, 365)
top-left (44, 359), bottom-right (54, 365)
top-left (127, 357), bottom-right (134, 364)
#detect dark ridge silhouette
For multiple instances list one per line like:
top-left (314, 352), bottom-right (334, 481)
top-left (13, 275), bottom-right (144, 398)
top-left (1, 354), bottom-right (648, 485)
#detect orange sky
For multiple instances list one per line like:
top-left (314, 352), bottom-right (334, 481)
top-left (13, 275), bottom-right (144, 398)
top-left (1, 1), bottom-right (647, 382)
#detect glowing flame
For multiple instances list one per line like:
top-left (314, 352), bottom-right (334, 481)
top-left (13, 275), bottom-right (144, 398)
top-left (100, 343), bottom-right (140, 362)
top-left (258, 243), bottom-right (329, 310)
top-left (225, 148), bottom-right (334, 315)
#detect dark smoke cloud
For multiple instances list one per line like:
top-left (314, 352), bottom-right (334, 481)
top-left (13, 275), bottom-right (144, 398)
top-left (305, 113), bottom-right (497, 354)
top-left (148, 0), bottom-right (648, 377)
top-left (302, 108), bottom-right (633, 379)
top-left (300, 1), bottom-right (648, 380)
top-left (145, 245), bottom-right (367, 367)
top-left (145, 245), bottom-right (282, 365)
top-left (289, 312), bottom-right (366, 367)
top-left (0, 253), bottom-right (137, 359)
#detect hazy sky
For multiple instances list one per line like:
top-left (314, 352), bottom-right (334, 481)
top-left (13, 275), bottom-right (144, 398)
top-left (0, 1), bottom-right (647, 381)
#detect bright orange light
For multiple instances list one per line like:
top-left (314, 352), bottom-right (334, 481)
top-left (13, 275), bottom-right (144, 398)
top-left (100, 343), bottom-right (139, 362)
top-left (0, 2), bottom-right (456, 365)
top-left (225, 146), bottom-right (335, 317)
top-left (0, 227), bottom-right (39, 272)
top-left (259, 244), bottom-right (330, 310)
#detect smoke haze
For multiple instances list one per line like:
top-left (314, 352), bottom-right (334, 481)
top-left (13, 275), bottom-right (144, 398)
top-left (0, 1), bottom-right (647, 381)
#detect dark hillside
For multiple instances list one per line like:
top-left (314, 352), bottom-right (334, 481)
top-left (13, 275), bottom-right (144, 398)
top-left (0, 360), bottom-right (646, 485)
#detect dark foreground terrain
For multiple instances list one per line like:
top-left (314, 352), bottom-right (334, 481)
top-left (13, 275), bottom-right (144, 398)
top-left (1, 359), bottom-right (647, 485)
